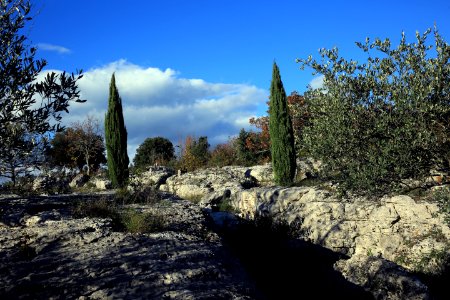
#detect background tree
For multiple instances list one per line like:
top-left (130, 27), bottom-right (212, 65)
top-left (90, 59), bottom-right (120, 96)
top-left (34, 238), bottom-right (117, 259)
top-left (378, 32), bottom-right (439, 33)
top-left (105, 73), bottom-right (129, 188)
top-left (287, 91), bottom-right (310, 152)
top-left (269, 62), bottom-right (296, 186)
top-left (178, 136), bottom-right (210, 171)
top-left (297, 27), bottom-right (450, 195)
top-left (0, 0), bottom-right (84, 185)
top-left (249, 91), bottom-right (309, 156)
top-left (209, 139), bottom-right (239, 167)
top-left (133, 137), bottom-right (175, 170)
top-left (47, 116), bottom-right (106, 174)
top-left (235, 128), bottom-right (270, 166)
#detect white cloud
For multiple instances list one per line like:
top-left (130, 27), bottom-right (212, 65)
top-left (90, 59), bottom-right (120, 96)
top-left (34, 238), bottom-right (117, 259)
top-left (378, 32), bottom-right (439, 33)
top-left (41, 60), bottom-right (268, 161)
top-left (37, 43), bottom-right (71, 54)
top-left (309, 75), bottom-right (325, 90)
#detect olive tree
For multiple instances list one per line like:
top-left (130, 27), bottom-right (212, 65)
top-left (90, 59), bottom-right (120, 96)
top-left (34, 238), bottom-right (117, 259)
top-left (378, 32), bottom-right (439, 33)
top-left (297, 27), bottom-right (450, 195)
top-left (0, 0), bottom-right (85, 185)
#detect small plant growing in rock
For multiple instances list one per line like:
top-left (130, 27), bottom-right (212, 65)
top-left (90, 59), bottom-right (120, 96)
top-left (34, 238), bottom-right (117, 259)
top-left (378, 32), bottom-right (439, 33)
top-left (120, 209), bottom-right (166, 234)
top-left (16, 233), bottom-right (37, 261)
top-left (217, 198), bottom-right (236, 213)
top-left (430, 187), bottom-right (450, 225)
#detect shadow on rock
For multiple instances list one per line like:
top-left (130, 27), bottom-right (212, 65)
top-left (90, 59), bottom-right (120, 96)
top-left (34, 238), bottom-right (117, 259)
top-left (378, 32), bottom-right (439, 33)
top-left (211, 214), bottom-right (374, 300)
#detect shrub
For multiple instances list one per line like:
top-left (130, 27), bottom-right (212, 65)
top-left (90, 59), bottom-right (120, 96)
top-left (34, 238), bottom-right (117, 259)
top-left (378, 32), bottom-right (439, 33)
top-left (431, 187), bottom-right (450, 225)
top-left (297, 27), bottom-right (450, 195)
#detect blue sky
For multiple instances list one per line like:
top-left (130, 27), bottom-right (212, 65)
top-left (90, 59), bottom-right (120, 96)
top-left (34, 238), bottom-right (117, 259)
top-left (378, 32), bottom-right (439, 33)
top-left (28, 0), bottom-right (450, 159)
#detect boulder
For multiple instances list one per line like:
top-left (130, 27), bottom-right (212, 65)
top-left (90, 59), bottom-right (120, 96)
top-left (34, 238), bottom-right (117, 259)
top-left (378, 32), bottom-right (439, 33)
top-left (135, 166), bottom-right (174, 187)
top-left (69, 173), bottom-right (90, 188)
top-left (91, 177), bottom-right (112, 190)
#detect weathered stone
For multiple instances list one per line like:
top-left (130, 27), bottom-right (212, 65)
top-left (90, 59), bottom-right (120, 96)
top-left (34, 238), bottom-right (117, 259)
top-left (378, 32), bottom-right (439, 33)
top-left (69, 173), bottom-right (90, 188)
top-left (136, 166), bottom-right (174, 187)
top-left (334, 255), bottom-right (430, 300)
top-left (91, 177), bottom-right (112, 190)
top-left (159, 167), bottom-right (246, 205)
top-left (230, 187), bottom-right (450, 275)
top-left (0, 195), bottom-right (257, 299)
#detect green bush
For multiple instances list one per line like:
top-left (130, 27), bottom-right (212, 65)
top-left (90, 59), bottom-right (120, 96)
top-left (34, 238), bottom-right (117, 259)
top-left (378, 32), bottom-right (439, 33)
top-left (297, 27), bottom-right (450, 196)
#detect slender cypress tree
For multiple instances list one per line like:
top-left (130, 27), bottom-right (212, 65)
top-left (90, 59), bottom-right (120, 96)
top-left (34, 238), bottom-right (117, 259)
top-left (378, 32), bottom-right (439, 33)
top-left (269, 62), bottom-right (296, 186)
top-left (105, 73), bottom-right (129, 188)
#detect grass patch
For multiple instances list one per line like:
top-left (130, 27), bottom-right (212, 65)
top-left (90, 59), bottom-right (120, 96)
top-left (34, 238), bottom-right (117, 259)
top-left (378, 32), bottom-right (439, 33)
top-left (73, 194), bottom-right (167, 234)
top-left (115, 185), bottom-right (161, 205)
top-left (121, 209), bottom-right (167, 234)
top-left (217, 198), bottom-right (236, 213)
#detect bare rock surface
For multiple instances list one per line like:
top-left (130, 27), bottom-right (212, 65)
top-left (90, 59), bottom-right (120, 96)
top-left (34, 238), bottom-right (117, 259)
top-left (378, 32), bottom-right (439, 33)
top-left (229, 186), bottom-right (450, 299)
top-left (230, 187), bottom-right (450, 274)
top-left (334, 255), bottom-right (430, 300)
top-left (0, 194), bottom-right (257, 299)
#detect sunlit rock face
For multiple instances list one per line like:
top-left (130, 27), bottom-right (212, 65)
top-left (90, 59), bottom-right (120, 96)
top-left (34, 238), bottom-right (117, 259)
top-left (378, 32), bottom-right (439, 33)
top-left (230, 186), bottom-right (449, 274)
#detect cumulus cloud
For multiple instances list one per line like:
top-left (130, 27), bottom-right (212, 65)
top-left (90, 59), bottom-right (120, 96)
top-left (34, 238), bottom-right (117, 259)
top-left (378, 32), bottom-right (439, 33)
top-left (309, 75), bottom-right (325, 90)
top-left (41, 60), bottom-right (268, 161)
top-left (36, 43), bottom-right (71, 54)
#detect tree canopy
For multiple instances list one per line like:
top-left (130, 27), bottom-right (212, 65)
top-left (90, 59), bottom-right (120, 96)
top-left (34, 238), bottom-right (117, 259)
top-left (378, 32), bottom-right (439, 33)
top-left (133, 137), bottom-right (175, 170)
top-left (47, 116), bottom-right (106, 174)
top-left (0, 0), bottom-right (84, 185)
top-left (297, 27), bottom-right (450, 195)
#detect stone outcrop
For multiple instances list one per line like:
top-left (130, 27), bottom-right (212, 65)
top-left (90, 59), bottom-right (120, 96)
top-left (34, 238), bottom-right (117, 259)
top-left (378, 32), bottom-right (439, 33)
top-left (230, 186), bottom-right (450, 276)
top-left (0, 195), bottom-right (257, 299)
top-left (334, 255), bottom-right (430, 300)
top-left (158, 165), bottom-right (275, 208)
top-left (69, 173), bottom-right (90, 188)
top-left (90, 177), bottom-right (112, 190)
top-left (134, 166), bottom-right (174, 187)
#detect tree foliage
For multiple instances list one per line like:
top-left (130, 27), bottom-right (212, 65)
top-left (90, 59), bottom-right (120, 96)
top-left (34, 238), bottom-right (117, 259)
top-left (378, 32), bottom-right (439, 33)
top-left (297, 27), bottom-right (450, 194)
top-left (269, 62), bottom-right (296, 186)
top-left (47, 116), bottom-right (106, 174)
top-left (0, 0), bottom-right (84, 185)
top-left (235, 128), bottom-right (270, 166)
top-left (105, 73), bottom-right (129, 188)
top-left (209, 139), bottom-right (239, 167)
top-left (133, 137), bottom-right (175, 170)
top-left (178, 136), bottom-right (210, 172)
top-left (249, 91), bottom-right (309, 156)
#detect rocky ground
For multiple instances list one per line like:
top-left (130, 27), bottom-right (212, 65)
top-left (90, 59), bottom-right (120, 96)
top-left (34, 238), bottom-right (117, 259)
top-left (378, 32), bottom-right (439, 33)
top-left (2, 163), bottom-right (449, 299)
top-left (0, 194), bottom-right (259, 299)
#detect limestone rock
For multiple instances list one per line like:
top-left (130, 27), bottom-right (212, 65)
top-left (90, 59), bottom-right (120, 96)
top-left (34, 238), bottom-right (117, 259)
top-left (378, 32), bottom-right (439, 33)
top-left (136, 166), bottom-right (174, 187)
top-left (334, 255), bottom-right (430, 300)
top-left (0, 195), bottom-right (257, 299)
top-left (230, 187), bottom-right (450, 275)
top-left (69, 173), bottom-right (90, 188)
top-left (90, 177), bottom-right (112, 190)
top-left (159, 167), bottom-right (247, 206)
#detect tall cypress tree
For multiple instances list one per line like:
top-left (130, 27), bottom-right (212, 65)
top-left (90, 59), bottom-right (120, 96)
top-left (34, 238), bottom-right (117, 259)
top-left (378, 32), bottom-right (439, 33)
top-left (105, 73), bottom-right (129, 188)
top-left (269, 62), bottom-right (296, 186)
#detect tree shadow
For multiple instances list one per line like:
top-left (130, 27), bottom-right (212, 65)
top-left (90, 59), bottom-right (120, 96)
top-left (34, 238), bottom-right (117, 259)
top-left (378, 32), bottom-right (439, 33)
top-left (213, 215), bottom-right (374, 300)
